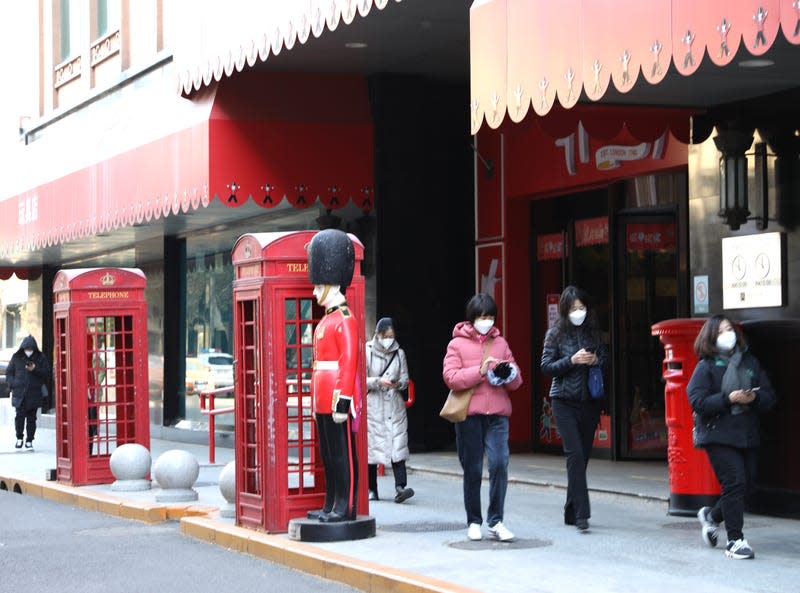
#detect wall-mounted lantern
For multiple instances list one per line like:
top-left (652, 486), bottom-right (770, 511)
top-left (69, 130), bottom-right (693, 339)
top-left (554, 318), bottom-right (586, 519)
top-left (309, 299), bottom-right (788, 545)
top-left (713, 129), bottom-right (753, 230)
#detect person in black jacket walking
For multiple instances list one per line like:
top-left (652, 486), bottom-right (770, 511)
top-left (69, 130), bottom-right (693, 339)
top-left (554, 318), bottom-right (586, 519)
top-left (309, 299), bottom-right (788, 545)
top-left (6, 335), bottom-right (51, 450)
top-left (687, 314), bottom-right (775, 560)
top-left (540, 286), bottom-right (607, 532)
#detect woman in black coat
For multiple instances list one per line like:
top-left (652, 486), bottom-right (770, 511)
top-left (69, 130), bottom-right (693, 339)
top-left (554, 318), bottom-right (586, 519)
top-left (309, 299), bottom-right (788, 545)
top-left (687, 315), bottom-right (775, 560)
top-left (540, 285), bottom-right (607, 532)
top-left (6, 335), bottom-right (51, 449)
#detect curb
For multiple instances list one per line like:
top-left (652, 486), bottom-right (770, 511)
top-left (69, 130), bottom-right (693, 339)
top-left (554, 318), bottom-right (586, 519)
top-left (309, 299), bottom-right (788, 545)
top-left (1, 470), bottom-right (479, 593)
top-left (0, 472), bottom-right (217, 523)
top-left (181, 515), bottom-right (483, 593)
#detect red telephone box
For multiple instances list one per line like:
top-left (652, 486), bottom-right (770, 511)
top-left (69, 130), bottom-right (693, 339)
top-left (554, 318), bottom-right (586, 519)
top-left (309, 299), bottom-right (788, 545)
top-left (52, 268), bottom-right (151, 486)
top-left (651, 319), bottom-right (720, 516)
top-left (231, 231), bottom-right (368, 533)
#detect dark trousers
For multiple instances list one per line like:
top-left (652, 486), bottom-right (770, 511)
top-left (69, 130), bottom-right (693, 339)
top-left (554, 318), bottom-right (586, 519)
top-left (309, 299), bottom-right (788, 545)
top-left (368, 460), bottom-right (408, 494)
top-left (14, 406), bottom-right (38, 441)
top-left (705, 444), bottom-right (757, 541)
top-left (315, 413), bottom-right (359, 519)
top-left (551, 398), bottom-right (600, 523)
top-left (89, 405), bottom-right (98, 455)
top-left (454, 414), bottom-right (509, 527)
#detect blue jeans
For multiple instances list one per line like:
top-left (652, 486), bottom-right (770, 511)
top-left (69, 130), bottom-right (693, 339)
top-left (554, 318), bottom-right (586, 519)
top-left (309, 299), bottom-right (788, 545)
top-left (454, 414), bottom-right (509, 527)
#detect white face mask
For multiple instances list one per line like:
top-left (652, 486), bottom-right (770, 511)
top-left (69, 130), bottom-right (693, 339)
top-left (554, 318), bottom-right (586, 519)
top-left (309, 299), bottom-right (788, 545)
top-left (24, 350), bottom-right (33, 357)
top-left (378, 338), bottom-right (394, 350)
top-left (568, 310), bottom-right (587, 326)
top-left (473, 319), bottom-right (495, 335)
top-left (716, 330), bottom-right (737, 352)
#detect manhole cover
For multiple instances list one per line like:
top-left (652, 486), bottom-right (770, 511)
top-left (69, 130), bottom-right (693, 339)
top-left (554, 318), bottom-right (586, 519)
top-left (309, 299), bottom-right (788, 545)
top-left (448, 537), bottom-right (552, 551)
top-left (380, 521), bottom-right (465, 533)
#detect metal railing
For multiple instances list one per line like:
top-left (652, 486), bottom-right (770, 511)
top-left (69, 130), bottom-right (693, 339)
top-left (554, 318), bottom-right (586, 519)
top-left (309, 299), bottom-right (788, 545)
top-left (198, 386), bottom-right (235, 464)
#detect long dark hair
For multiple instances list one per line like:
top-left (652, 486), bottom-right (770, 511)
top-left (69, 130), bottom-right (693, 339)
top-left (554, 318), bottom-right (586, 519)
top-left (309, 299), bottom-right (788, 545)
top-left (693, 314), bottom-right (747, 359)
top-left (552, 285), bottom-right (601, 343)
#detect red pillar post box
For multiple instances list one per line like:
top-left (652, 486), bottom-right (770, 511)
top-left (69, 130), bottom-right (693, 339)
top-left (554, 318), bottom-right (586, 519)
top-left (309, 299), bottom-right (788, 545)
top-left (231, 231), bottom-right (368, 533)
top-left (52, 268), bottom-right (151, 486)
top-left (651, 319), bottom-right (720, 516)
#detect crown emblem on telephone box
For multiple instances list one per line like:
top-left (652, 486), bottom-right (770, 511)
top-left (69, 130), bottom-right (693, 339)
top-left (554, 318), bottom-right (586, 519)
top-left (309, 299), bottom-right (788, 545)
top-left (100, 272), bottom-right (115, 286)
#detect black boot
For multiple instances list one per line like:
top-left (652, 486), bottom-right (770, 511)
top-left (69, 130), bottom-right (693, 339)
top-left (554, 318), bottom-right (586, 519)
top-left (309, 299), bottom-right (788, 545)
top-left (394, 485), bottom-right (414, 503)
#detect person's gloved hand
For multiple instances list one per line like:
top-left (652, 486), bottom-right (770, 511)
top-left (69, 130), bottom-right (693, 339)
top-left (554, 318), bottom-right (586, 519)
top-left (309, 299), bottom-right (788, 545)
top-left (332, 393), bottom-right (352, 423)
top-left (492, 362), bottom-right (512, 380)
top-left (487, 362), bottom-right (518, 386)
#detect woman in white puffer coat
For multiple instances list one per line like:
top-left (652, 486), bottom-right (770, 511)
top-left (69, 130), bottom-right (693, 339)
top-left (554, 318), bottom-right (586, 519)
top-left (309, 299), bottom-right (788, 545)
top-left (366, 317), bottom-right (414, 503)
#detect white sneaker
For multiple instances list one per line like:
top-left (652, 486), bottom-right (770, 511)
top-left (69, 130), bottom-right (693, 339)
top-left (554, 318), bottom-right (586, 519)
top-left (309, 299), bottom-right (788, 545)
top-left (488, 521), bottom-right (515, 542)
top-left (467, 523), bottom-right (482, 541)
top-left (725, 538), bottom-right (755, 559)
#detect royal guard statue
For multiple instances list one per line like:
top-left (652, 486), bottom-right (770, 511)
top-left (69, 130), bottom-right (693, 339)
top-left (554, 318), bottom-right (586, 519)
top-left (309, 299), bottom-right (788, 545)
top-left (307, 229), bottom-right (361, 523)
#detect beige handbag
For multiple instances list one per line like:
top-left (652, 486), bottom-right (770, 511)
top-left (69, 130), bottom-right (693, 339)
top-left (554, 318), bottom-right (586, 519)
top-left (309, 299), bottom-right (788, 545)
top-left (439, 341), bottom-right (492, 423)
top-left (439, 386), bottom-right (475, 423)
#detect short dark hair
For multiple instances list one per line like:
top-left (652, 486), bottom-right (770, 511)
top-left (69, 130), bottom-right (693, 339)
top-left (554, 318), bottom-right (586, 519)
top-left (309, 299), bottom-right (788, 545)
top-left (694, 314), bottom-right (747, 358)
top-left (465, 293), bottom-right (498, 324)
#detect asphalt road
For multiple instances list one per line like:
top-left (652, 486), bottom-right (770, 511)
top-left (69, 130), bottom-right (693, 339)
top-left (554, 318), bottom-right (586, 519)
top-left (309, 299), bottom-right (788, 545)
top-left (0, 491), bottom-right (358, 593)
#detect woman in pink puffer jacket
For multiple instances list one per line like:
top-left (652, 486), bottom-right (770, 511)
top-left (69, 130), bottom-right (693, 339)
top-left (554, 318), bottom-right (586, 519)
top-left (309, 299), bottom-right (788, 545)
top-left (442, 294), bottom-right (523, 543)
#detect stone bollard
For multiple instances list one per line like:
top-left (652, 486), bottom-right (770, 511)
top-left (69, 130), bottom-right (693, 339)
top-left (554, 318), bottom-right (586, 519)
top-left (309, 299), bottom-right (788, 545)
top-left (110, 443), bottom-right (152, 491)
top-left (218, 461), bottom-right (235, 518)
top-left (153, 449), bottom-right (199, 502)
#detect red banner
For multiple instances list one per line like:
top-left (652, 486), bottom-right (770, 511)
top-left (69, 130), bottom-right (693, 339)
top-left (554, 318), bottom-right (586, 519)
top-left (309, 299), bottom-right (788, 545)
top-left (575, 217), bottom-right (609, 247)
top-left (537, 233), bottom-right (564, 261)
top-left (626, 223), bottom-right (676, 251)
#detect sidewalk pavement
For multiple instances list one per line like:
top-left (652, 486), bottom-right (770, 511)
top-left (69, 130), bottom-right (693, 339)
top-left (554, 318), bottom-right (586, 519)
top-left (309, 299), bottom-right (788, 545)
top-left (1, 400), bottom-right (797, 593)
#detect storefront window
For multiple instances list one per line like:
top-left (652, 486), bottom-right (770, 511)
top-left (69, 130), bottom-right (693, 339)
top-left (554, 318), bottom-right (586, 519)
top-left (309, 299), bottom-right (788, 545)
top-left (183, 251), bottom-right (234, 428)
top-left (624, 172), bottom-right (685, 208)
top-left (186, 252), bottom-right (233, 356)
top-left (141, 261), bottom-right (164, 425)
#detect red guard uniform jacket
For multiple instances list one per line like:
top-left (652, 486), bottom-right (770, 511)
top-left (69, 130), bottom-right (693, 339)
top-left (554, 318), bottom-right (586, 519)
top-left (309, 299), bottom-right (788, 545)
top-left (312, 305), bottom-right (360, 416)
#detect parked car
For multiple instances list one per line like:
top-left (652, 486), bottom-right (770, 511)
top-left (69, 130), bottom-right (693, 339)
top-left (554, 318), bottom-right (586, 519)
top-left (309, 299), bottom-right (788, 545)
top-left (197, 349), bottom-right (234, 388)
top-left (0, 347), bottom-right (15, 399)
top-left (185, 357), bottom-right (214, 396)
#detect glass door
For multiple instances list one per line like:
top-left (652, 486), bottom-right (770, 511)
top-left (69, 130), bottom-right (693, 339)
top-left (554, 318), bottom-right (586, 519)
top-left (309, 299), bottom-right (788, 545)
top-left (531, 189), bottom-right (610, 455)
top-left (615, 215), bottom-right (678, 458)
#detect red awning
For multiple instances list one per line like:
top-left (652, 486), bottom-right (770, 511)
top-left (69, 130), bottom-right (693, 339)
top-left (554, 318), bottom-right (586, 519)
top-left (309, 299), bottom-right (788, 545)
top-left (0, 73), bottom-right (374, 258)
top-left (470, 0), bottom-right (800, 134)
top-left (0, 268), bottom-right (42, 281)
top-left (173, 0), bottom-right (400, 95)
top-left (208, 73), bottom-right (374, 211)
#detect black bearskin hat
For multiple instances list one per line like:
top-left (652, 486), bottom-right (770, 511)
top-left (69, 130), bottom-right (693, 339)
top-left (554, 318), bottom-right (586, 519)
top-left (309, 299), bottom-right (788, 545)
top-left (307, 229), bottom-right (355, 289)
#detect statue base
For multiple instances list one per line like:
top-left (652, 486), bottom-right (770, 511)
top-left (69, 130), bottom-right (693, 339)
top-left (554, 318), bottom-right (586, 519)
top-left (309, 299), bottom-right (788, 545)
top-left (288, 515), bottom-right (376, 542)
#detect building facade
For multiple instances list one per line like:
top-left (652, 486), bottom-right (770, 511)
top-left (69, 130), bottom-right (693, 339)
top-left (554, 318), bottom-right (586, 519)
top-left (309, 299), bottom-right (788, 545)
top-left (470, 0), bottom-right (800, 512)
top-left (0, 1), bottom-right (473, 440)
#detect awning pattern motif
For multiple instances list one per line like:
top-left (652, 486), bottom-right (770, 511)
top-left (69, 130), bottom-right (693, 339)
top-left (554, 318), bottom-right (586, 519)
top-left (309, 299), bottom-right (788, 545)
top-left (175, 0), bottom-right (401, 95)
top-left (0, 74), bottom-right (374, 259)
top-left (470, 0), bottom-right (800, 134)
